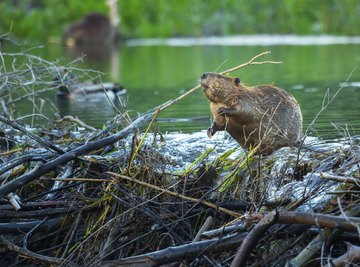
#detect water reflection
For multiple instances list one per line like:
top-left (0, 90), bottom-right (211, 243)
top-left (64, 44), bottom-right (116, 62)
top-left (63, 43), bottom-right (121, 82)
top-left (56, 91), bottom-right (127, 127)
top-left (61, 0), bottom-right (121, 81)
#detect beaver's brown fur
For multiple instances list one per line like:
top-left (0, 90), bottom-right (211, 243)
top-left (201, 72), bottom-right (303, 154)
top-left (63, 13), bottom-right (118, 47)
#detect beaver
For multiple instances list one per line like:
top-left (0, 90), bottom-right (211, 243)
top-left (200, 72), bottom-right (303, 154)
top-left (63, 13), bottom-right (118, 47)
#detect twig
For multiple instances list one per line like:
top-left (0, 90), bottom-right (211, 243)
top-left (222, 51), bottom-right (282, 75)
top-left (23, 218), bottom-right (47, 249)
top-left (61, 211), bottom-right (82, 259)
top-left (320, 172), bottom-right (360, 185)
top-left (43, 177), bottom-right (110, 183)
top-left (58, 115), bottom-right (97, 131)
top-left (107, 171), bottom-right (242, 218)
top-left (301, 67), bottom-right (357, 139)
top-left (193, 216), bottom-right (214, 242)
top-left (201, 222), bottom-right (248, 239)
top-left (154, 51), bottom-right (281, 114)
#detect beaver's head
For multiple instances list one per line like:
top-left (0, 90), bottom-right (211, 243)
top-left (200, 72), bottom-right (241, 103)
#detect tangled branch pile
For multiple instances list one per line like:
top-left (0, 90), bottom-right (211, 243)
top-left (0, 51), bottom-right (359, 266)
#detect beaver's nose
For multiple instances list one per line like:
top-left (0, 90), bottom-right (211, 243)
top-left (201, 73), bottom-right (208, 80)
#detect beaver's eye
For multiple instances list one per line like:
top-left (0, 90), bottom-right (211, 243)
top-left (234, 77), bottom-right (241, 85)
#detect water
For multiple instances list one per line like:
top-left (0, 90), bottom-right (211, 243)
top-left (2, 35), bottom-right (360, 138)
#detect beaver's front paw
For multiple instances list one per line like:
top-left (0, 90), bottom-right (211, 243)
top-left (218, 107), bottom-right (236, 116)
top-left (207, 127), bottom-right (217, 138)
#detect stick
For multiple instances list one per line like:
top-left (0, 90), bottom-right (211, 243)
top-left (0, 218), bottom-right (62, 234)
top-left (58, 115), bottom-right (97, 131)
top-left (320, 172), bottom-right (360, 185)
top-left (230, 210), bottom-right (278, 267)
top-left (192, 216), bottom-right (214, 242)
top-left (155, 51), bottom-right (281, 114)
top-left (107, 171), bottom-right (242, 218)
top-left (101, 232), bottom-right (247, 267)
top-left (254, 211), bottom-right (360, 232)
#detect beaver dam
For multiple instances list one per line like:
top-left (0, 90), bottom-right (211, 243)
top-left (0, 51), bottom-right (359, 266)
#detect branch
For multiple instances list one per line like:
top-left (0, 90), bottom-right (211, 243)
top-left (221, 51), bottom-right (282, 75)
top-left (320, 172), bottom-right (360, 185)
top-left (253, 211), bottom-right (360, 232)
top-left (101, 232), bottom-right (247, 267)
top-left (0, 218), bottom-right (62, 234)
top-left (155, 51), bottom-right (281, 114)
top-left (230, 210), bottom-right (278, 267)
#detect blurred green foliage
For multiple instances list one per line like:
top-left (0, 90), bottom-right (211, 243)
top-left (1, 0), bottom-right (359, 41)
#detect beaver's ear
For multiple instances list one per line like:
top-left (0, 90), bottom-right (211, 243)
top-left (234, 77), bottom-right (241, 86)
